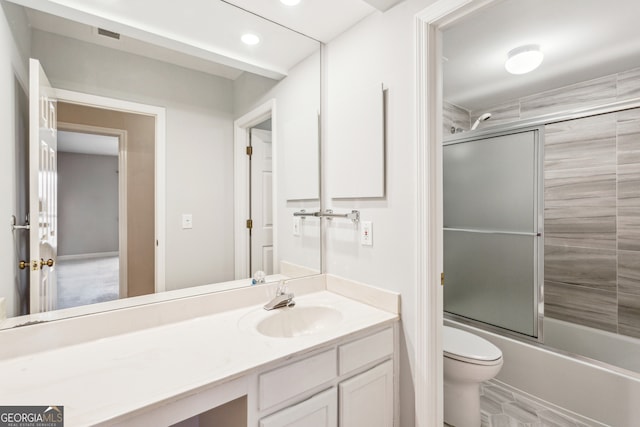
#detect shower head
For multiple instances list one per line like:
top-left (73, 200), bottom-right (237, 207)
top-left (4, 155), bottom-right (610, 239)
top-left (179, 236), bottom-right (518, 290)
top-left (471, 112), bottom-right (492, 130)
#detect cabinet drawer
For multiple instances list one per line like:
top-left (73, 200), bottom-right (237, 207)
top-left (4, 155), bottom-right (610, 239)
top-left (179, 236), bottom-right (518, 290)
top-left (259, 349), bottom-right (337, 410)
top-left (338, 328), bottom-right (393, 375)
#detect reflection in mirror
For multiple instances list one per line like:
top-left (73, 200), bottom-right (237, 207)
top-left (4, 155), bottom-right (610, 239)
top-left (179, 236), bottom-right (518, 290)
top-left (0, 0), bottom-right (321, 328)
top-left (442, 0), bottom-right (640, 375)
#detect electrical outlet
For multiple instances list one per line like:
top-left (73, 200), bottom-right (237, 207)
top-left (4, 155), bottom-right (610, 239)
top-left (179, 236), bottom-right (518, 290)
top-left (182, 214), bottom-right (193, 229)
top-left (361, 221), bottom-right (373, 246)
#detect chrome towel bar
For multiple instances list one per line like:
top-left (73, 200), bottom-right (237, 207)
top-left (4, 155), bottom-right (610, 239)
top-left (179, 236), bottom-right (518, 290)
top-left (294, 209), bottom-right (360, 223)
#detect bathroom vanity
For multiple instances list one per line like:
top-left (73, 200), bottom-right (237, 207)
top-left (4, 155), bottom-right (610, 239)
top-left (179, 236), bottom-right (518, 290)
top-left (0, 275), bottom-right (399, 426)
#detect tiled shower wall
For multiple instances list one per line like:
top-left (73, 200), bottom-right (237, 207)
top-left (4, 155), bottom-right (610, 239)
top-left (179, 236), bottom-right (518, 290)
top-left (447, 67), bottom-right (640, 338)
top-left (545, 110), bottom-right (640, 338)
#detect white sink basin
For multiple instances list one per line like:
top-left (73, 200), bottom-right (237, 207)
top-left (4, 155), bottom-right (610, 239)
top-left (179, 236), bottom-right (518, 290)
top-left (246, 306), bottom-right (343, 338)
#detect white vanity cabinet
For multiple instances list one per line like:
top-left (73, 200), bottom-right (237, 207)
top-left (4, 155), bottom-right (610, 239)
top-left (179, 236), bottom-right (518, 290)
top-left (255, 326), bottom-right (396, 427)
top-left (1, 282), bottom-right (400, 426)
top-left (339, 361), bottom-right (393, 427)
top-left (259, 388), bottom-right (338, 427)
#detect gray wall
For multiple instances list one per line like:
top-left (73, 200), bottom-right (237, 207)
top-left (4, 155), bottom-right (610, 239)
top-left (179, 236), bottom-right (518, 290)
top-left (58, 152), bottom-right (119, 256)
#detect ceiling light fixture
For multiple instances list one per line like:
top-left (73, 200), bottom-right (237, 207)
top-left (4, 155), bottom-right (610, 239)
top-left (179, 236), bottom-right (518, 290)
top-left (241, 33), bottom-right (260, 46)
top-left (280, 0), bottom-right (301, 5)
top-left (505, 44), bottom-right (543, 75)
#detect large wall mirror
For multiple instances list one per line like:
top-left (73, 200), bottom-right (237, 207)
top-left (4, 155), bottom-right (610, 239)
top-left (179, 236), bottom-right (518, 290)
top-left (1, 0), bottom-right (322, 328)
top-left (442, 0), bottom-right (640, 376)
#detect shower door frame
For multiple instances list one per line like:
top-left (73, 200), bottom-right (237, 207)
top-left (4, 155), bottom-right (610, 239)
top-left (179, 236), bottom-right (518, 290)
top-left (442, 125), bottom-right (545, 343)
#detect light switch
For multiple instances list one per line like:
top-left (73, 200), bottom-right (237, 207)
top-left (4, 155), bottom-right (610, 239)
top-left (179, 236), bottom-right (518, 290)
top-left (361, 221), bottom-right (373, 246)
top-left (293, 217), bottom-right (301, 236)
top-left (182, 214), bottom-right (193, 229)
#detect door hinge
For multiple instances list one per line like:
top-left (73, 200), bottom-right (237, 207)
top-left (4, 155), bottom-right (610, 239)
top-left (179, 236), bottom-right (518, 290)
top-left (441, 272), bottom-right (445, 286)
top-left (246, 146), bottom-right (253, 156)
top-left (246, 219), bottom-right (253, 229)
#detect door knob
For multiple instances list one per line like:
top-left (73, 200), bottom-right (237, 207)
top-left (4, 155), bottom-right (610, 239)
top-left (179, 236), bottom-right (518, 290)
top-left (40, 258), bottom-right (54, 268)
top-left (18, 260), bottom-right (41, 270)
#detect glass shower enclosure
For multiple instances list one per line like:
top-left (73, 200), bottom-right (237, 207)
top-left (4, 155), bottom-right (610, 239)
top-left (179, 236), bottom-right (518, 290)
top-left (443, 127), bottom-right (543, 338)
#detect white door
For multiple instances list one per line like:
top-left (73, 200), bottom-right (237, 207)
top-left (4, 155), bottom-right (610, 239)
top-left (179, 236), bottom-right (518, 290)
top-left (29, 58), bottom-right (58, 314)
top-left (339, 361), bottom-right (394, 427)
top-left (250, 128), bottom-right (274, 275)
top-left (259, 388), bottom-right (337, 427)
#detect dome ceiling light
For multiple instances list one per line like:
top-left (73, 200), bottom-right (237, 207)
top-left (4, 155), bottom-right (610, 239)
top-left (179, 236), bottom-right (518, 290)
top-left (505, 44), bottom-right (543, 75)
top-left (241, 33), bottom-right (260, 45)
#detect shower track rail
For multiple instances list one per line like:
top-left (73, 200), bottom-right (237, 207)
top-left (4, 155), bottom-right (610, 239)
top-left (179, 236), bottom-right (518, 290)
top-left (443, 227), bottom-right (540, 237)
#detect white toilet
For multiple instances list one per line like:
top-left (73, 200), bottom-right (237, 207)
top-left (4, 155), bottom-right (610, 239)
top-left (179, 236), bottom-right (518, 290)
top-left (443, 326), bottom-right (503, 427)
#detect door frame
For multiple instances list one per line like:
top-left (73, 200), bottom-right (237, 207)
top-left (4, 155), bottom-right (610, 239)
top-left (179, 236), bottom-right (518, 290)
top-left (55, 88), bottom-right (167, 292)
top-left (57, 122), bottom-right (129, 298)
top-left (233, 100), bottom-right (277, 279)
top-left (414, 0), bottom-right (498, 425)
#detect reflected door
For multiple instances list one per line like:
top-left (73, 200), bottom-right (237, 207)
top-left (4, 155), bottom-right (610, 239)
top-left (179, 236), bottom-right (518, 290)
top-left (250, 128), bottom-right (274, 275)
top-left (29, 58), bottom-right (58, 313)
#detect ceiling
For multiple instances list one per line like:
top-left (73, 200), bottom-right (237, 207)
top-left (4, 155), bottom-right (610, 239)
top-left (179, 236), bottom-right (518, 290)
top-left (443, 0), bottom-right (640, 111)
top-left (58, 131), bottom-right (119, 156)
top-left (11, 0), bottom-right (404, 81)
top-left (223, 0), bottom-right (404, 42)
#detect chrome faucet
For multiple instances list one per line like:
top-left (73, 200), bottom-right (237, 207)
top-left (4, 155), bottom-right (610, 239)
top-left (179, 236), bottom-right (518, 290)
top-left (264, 281), bottom-right (295, 311)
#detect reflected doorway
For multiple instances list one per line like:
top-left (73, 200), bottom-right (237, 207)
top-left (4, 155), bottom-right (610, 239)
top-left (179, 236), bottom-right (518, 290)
top-left (49, 100), bottom-right (157, 310)
top-left (56, 130), bottom-right (121, 309)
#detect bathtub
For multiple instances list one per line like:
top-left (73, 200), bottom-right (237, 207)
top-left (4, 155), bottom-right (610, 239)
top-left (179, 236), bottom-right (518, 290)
top-left (544, 317), bottom-right (640, 374)
top-left (445, 319), bottom-right (640, 426)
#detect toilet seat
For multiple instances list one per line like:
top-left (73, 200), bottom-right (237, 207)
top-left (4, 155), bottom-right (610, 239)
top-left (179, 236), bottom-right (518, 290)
top-left (444, 326), bottom-right (502, 366)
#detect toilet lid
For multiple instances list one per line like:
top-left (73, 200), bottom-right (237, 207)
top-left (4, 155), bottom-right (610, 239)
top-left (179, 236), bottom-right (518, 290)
top-left (443, 326), bottom-right (502, 364)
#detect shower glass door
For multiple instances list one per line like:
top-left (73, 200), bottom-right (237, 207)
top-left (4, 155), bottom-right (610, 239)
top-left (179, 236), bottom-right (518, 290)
top-left (443, 128), bottom-right (542, 337)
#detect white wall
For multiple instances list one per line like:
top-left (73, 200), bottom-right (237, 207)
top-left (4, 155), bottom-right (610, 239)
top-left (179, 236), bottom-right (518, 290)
top-left (31, 30), bottom-right (236, 291)
top-left (0, 1), bottom-right (30, 318)
top-left (57, 152), bottom-right (119, 256)
top-left (321, 1), bottom-right (437, 425)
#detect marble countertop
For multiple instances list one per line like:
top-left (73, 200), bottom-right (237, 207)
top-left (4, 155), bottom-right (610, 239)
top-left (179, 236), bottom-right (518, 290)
top-left (0, 289), bottom-right (398, 425)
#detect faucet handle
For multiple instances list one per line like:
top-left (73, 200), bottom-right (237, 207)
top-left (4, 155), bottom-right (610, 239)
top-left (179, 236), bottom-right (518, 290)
top-left (276, 280), bottom-right (288, 296)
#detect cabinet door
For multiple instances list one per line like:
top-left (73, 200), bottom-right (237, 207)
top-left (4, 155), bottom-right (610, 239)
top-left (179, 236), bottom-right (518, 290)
top-left (259, 388), bottom-right (337, 427)
top-left (339, 361), bottom-right (393, 427)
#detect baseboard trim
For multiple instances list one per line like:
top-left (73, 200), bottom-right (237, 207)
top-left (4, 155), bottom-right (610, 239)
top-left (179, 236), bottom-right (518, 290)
top-left (57, 252), bottom-right (119, 261)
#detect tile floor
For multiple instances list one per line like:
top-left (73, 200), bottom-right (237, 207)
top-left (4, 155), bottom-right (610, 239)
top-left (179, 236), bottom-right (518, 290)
top-left (479, 380), bottom-right (590, 427)
top-left (445, 379), bottom-right (593, 427)
top-left (56, 255), bottom-right (119, 309)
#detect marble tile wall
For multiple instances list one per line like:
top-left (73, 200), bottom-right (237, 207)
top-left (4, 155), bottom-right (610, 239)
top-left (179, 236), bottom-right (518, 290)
top-left (617, 111), bottom-right (640, 338)
top-left (443, 101), bottom-right (470, 136)
top-left (544, 107), bottom-right (640, 338)
top-left (469, 66), bottom-right (640, 126)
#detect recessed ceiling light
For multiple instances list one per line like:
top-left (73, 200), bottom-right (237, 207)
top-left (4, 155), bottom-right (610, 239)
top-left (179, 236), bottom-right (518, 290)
top-left (505, 44), bottom-right (543, 75)
top-left (241, 33), bottom-right (260, 46)
top-left (280, 0), bottom-right (301, 5)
